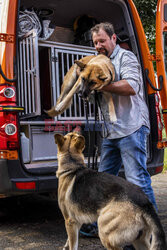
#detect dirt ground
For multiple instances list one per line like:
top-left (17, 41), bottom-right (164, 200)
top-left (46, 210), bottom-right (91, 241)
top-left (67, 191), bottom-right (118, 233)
top-left (0, 172), bottom-right (166, 250)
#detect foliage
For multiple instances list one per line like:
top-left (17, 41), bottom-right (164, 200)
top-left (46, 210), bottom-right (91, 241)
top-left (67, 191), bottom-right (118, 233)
top-left (162, 129), bottom-right (167, 172)
top-left (163, 148), bottom-right (167, 172)
top-left (133, 0), bottom-right (158, 54)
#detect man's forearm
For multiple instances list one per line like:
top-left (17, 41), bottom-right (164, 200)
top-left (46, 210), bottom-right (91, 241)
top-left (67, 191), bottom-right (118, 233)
top-left (101, 80), bottom-right (136, 96)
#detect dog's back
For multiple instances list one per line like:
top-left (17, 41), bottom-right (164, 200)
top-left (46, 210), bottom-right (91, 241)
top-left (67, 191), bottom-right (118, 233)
top-left (72, 167), bottom-right (166, 249)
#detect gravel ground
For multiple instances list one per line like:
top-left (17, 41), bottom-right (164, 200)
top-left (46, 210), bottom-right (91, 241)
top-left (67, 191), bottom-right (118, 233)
top-left (0, 172), bottom-right (166, 250)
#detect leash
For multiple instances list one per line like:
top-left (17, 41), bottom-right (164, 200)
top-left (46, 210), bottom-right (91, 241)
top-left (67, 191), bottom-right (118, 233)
top-left (84, 92), bottom-right (110, 170)
top-left (84, 95), bottom-right (98, 170)
top-left (84, 99), bottom-right (91, 169)
top-left (92, 91), bottom-right (99, 170)
top-left (95, 92), bottom-right (110, 139)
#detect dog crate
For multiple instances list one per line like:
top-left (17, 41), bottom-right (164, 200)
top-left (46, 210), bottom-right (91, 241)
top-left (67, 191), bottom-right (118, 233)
top-left (18, 30), bottom-right (103, 168)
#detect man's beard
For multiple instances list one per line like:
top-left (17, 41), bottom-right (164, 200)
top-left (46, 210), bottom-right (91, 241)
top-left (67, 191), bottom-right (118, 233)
top-left (97, 48), bottom-right (109, 57)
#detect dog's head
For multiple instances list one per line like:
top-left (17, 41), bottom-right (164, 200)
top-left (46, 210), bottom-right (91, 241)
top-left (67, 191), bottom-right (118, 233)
top-left (75, 56), bottom-right (115, 99)
top-left (54, 132), bottom-right (85, 155)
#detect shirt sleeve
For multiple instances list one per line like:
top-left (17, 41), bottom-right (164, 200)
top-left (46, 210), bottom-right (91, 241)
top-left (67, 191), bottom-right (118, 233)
top-left (120, 51), bottom-right (141, 94)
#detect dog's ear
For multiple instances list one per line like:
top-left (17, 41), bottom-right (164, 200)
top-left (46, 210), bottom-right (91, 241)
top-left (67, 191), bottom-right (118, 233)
top-left (74, 135), bottom-right (85, 151)
top-left (54, 134), bottom-right (65, 147)
top-left (75, 60), bottom-right (86, 70)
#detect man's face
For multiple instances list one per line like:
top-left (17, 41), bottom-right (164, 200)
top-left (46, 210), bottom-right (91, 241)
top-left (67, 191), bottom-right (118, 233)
top-left (92, 29), bottom-right (117, 57)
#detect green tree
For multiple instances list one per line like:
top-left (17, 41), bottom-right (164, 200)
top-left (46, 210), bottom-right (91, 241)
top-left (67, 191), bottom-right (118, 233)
top-left (133, 0), bottom-right (157, 54)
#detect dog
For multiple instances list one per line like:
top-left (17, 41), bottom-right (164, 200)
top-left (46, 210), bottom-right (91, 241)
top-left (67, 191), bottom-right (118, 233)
top-left (46, 54), bottom-right (117, 122)
top-left (54, 131), bottom-right (166, 250)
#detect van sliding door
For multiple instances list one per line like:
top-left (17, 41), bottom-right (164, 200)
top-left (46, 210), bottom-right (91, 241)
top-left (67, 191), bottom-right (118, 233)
top-left (18, 30), bottom-right (41, 118)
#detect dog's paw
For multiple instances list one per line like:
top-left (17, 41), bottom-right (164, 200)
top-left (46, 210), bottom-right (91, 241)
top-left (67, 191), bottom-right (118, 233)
top-left (63, 239), bottom-right (69, 250)
top-left (44, 107), bottom-right (60, 117)
top-left (63, 244), bottom-right (69, 250)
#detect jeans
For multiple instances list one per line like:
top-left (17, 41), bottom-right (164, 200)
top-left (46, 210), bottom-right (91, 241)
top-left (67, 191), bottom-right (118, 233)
top-left (99, 125), bottom-right (158, 211)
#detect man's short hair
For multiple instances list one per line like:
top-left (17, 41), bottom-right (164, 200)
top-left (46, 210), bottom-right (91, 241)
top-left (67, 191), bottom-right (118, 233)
top-left (91, 22), bottom-right (115, 38)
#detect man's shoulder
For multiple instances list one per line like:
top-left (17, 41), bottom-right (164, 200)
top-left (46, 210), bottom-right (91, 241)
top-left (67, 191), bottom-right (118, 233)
top-left (118, 47), bottom-right (138, 63)
top-left (112, 45), bottom-right (132, 59)
top-left (119, 46), bottom-right (135, 56)
top-left (111, 45), bottom-right (138, 65)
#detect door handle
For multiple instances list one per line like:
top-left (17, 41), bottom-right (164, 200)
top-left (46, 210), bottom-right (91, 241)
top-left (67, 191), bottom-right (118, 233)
top-left (145, 68), bottom-right (163, 91)
top-left (0, 64), bottom-right (17, 82)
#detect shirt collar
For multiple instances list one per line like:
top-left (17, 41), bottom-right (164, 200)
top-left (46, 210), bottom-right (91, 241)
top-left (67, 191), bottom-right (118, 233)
top-left (110, 44), bottom-right (120, 59)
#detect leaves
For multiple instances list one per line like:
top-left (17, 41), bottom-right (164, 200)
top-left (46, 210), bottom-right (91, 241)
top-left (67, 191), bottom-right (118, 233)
top-left (133, 0), bottom-right (157, 53)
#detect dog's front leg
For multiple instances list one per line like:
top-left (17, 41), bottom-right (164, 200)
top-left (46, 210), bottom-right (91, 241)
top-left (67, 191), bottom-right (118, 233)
top-left (53, 77), bottom-right (82, 116)
top-left (56, 64), bottom-right (78, 105)
top-left (47, 76), bottom-right (82, 117)
top-left (46, 64), bottom-right (79, 117)
top-left (64, 218), bottom-right (80, 250)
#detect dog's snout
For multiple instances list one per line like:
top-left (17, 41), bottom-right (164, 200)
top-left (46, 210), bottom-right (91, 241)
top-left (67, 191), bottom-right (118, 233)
top-left (78, 89), bottom-right (90, 99)
top-left (78, 81), bottom-right (89, 99)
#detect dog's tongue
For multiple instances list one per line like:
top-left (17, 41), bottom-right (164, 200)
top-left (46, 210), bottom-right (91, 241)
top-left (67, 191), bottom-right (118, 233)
top-left (73, 126), bottom-right (82, 134)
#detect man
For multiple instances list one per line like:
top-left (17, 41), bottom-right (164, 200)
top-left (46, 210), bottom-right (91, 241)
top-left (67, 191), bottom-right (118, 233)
top-left (80, 22), bottom-right (158, 247)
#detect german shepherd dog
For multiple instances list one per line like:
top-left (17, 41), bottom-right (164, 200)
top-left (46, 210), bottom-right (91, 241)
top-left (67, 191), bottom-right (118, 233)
top-left (46, 54), bottom-right (116, 122)
top-left (55, 131), bottom-right (166, 250)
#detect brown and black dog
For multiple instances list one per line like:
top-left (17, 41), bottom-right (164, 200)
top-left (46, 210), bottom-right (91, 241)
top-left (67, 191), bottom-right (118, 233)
top-left (46, 54), bottom-right (116, 122)
top-left (55, 131), bottom-right (166, 250)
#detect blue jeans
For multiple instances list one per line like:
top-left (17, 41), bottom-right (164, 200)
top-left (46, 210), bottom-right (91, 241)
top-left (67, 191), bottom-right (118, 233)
top-left (99, 126), bottom-right (158, 211)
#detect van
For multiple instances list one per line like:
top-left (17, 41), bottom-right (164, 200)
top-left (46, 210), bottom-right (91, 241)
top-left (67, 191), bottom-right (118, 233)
top-left (0, 0), bottom-right (166, 197)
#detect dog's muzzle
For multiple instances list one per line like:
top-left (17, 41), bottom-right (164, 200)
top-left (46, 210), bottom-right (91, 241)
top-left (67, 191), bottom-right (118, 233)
top-left (78, 87), bottom-right (91, 99)
top-left (78, 77), bottom-right (92, 99)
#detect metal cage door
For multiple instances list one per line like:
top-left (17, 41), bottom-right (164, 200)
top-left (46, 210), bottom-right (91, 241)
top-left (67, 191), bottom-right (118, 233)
top-left (18, 29), bottom-right (41, 118)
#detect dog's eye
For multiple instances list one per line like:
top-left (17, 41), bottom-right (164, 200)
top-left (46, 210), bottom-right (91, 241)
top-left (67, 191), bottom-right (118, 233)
top-left (82, 77), bottom-right (85, 81)
top-left (98, 76), bottom-right (107, 81)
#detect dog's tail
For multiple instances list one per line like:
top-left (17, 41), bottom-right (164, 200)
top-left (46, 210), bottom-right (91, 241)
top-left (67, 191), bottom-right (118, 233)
top-left (144, 207), bottom-right (166, 250)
